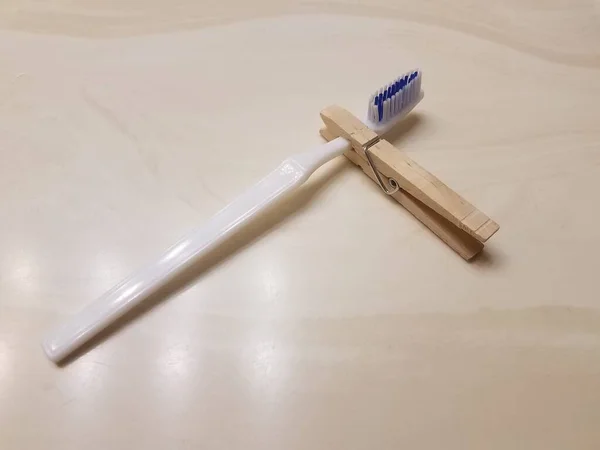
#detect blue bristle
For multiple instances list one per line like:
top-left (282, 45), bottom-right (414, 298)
top-left (371, 70), bottom-right (421, 123)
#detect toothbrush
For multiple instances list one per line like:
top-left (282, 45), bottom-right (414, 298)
top-left (42, 70), bottom-right (424, 363)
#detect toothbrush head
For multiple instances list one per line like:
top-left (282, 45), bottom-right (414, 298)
top-left (365, 69), bottom-right (423, 133)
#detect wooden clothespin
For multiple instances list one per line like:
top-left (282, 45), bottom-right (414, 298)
top-left (319, 105), bottom-right (499, 260)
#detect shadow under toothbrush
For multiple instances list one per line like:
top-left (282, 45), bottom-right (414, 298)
top-left (56, 113), bottom-right (497, 366)
top-left (57, 155), bottom-right (351, 366)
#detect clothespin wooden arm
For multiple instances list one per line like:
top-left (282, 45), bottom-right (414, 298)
top-left (319, 105), bottom-right (499, 260)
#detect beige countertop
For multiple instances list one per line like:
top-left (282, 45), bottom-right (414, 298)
top-left (1, 1), bottom-right (599, 448)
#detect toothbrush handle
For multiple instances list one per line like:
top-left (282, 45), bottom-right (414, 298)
top-left (43, 138), bottom-right (349, 363)
top-left (43, 161), bottom-right (304, 362)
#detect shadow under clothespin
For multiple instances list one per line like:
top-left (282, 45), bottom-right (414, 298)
top-left (319, 105), bottom-right (499, 260)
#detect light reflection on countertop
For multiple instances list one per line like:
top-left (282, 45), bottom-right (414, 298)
top-left (3, 249), bottom-right (39, 294)
top-left (0, 340), bottom-right (13, 392)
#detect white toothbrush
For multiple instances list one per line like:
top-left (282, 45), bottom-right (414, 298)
top-left (42, 70), bottom-right (424, 363)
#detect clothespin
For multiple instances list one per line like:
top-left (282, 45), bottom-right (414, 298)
top-left (319, 105), bottom-right (499, 260)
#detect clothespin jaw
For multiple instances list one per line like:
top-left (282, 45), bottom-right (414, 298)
top-left (319, 105), bottom-right (499, 261)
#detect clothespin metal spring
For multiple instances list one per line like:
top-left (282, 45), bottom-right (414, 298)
top-left (363, 136), bottom-right (399, 195)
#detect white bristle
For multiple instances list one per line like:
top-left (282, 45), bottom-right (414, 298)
top-left (367, 69), bottom-right (423, 126)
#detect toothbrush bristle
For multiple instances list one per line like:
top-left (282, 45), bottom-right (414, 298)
top-left (368, 70), bottom-right (422, 124)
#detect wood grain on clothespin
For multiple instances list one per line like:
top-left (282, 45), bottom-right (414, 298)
top-left (319, 105), bottom-right (499, 260)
